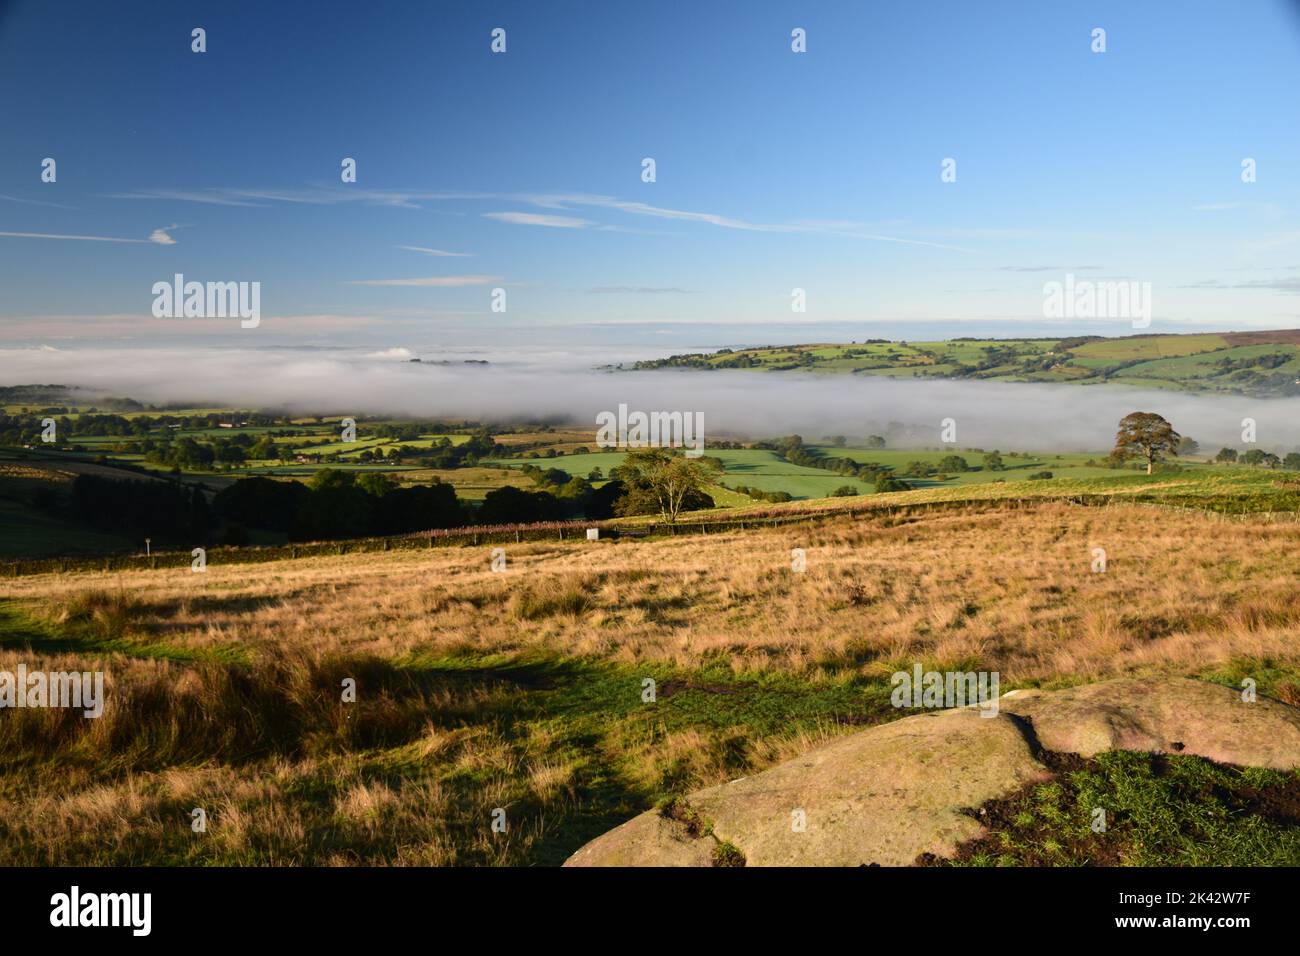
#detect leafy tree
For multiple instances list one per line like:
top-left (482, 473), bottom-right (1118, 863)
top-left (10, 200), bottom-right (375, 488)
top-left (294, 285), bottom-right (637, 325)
top-left (865, 435), bottom-right (886, 449)
top-left (357, 472), bottom-right (399, 498)
top-left (294, 470), bottom-right (371, 540)
top-left (1242, 449), bottom-right (1279, 468)
top-left (213, 476), bottom-right (310, 534)
top-left (830, 485), bottom-right (859, 497)
top-left (536, 467), bottom-right (572, 487)
top-left (1112, 412), bottom-right (1180, 475)
top-left (612, 448), bottom-right (720, 523)
top-left (478, 486), bottom-right (563, 524)
top-left (1284, 453), bottom-right (1300, 471)
top-left (308, 468), bottom-right (355, 493)
top-left (372, 482), bottom-right (463, 533)
top-left (69, 474), bottom-right (213, 544)
top-left (213, 440), bottom-right (246, 465)
top-left (584, 478), bottom-right (626, 519)
top-left (938, 455), bottom-right (970, 473)
top-left (874, 474), bottom-right (910, 493)
top-left (1176, 436), bottom-right (1200, 457)
top-left (1215, 447), bottom-right (1238, 463)
top-left (250, 436), bottom-right (277, 460)
top-left (982, 451), bottom-right (1005, 471)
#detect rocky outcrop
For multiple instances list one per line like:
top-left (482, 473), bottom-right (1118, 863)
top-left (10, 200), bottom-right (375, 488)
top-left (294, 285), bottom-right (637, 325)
top-left (998, 677), bottom-right (1300, 770)
top-left (564, 677), bottom-right (1300, 867)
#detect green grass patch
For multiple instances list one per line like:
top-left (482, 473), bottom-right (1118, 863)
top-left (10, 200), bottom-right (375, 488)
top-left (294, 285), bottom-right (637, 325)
top-left (938, 751), bottom-right (1300, 866)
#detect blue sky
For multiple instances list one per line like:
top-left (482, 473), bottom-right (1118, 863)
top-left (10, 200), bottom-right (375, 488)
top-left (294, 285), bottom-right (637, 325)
top-left (3, 0), bottom-right (1300, 350)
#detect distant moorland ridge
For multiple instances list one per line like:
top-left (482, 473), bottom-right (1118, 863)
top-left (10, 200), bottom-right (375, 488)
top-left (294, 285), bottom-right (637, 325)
top-left (625, 330), bottom-right (1300, 397)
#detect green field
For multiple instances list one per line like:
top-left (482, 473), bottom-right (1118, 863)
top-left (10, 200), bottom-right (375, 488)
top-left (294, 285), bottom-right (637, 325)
top-left (487, 446), bottom-right (1209, 500)
top-left (487, 449), bottom-right (883, 498)
top-left (808, 447), bottom-right (1130, 486)
top-left (627, 329), bottom-right (1300, 397)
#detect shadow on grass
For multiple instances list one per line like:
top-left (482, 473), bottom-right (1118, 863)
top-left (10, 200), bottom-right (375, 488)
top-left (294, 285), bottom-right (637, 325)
top-left (0, 600), bottom-right (899, 865)
top-left (0, 598), bottom-right (246, 664)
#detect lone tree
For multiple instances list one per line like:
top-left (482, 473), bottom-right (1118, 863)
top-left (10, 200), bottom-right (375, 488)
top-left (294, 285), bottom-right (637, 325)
top-left (1113, 412), bottom-right (1180, 475)
top-left (613, 447), bottom-right (721, 523)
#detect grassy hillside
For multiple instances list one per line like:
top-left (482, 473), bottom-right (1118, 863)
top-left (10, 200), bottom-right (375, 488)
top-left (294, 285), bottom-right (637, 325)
top-left (490, 446), bottom-right (1230, 502)
top-left (3, 484), bottom-right (1300, 865)
top-left (626, 329), bottom-right (1300, 396)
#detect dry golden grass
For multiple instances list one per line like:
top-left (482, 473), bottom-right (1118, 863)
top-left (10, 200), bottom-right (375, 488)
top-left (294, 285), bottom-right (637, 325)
top-left (8, 502), bottom-right (1299, 685)
top-left (5, 500), bottom-right (1300, 865)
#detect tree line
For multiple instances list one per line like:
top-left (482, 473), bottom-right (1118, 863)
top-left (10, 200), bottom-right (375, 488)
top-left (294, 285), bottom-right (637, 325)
top-left (48, 447), bottom-right (726, 550)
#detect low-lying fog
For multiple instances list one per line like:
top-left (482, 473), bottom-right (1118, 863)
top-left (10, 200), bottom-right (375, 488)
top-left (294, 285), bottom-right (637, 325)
top-left (4, 344), bottom-right (1299, 452)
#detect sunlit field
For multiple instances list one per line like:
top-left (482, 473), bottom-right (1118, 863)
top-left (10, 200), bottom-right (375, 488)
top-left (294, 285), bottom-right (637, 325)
top-left (3, 498), bottom-right (1299, 865)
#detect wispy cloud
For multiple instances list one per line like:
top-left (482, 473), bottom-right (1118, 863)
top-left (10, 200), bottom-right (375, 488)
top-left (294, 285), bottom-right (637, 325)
top-left (0, 227), bottom-right (178, 244)
top-left (0, 312), bottom-right (387, 341)
top-left (110, 187), bottom-right (491, 209)
top-left (521, 194), bottom-right (966, 249)
top-left (347, 274), bottom-right (503, 287)
top-left (106, 188), bottom-right (265, 207)
top-left (0, 193), bottom-right (75, 210)
top-left (399, 245), bottom-right (471, 257)
top-left (1181, 276), bottom-right (1300, 294)
top-left (106, 184), bottom-right (962, 249)
top-left (484, 211), bottom-right (593, 228)
top-left (148, 224), bottom-right (180, 245)
top-left (232, 188), bottom-right (447, 209)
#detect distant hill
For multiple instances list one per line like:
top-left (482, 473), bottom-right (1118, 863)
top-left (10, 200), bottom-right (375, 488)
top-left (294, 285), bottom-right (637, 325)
top-left (624, 330), bottom-right (1300, 397)
top-left (0, 385), bottom-right (146, 412)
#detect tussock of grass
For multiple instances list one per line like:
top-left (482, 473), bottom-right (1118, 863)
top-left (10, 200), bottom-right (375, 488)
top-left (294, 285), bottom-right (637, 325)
top-left (0, 648), bottom-right (476, 772)
top-left (658, 795), bottom-right (709, 837)
top-left (55, 589), bottom-right (145, 642)
top-left (712, 841), bottom-right (746, 867)
top-left (507, 576), bottom-right (594, 621)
